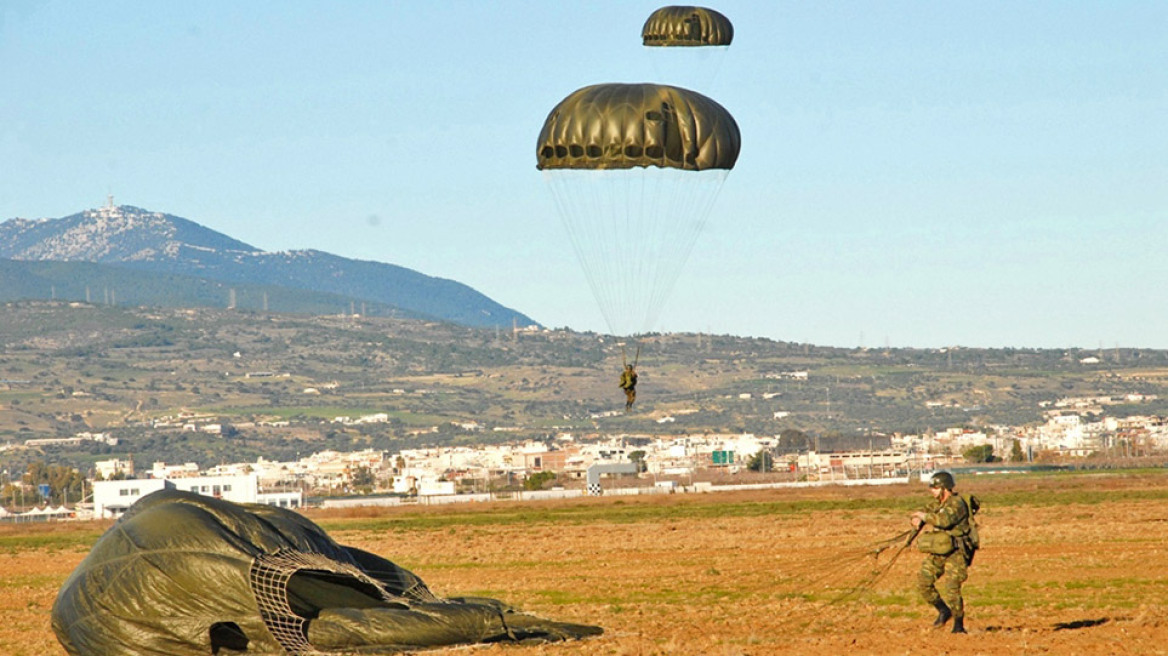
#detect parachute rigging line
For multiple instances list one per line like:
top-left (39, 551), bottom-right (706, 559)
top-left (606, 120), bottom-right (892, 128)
top-left (544, 168), bottom-right (727, 337)
top-left (824, 528), bottom-right (919, 606)
top-left (777, 527), bottom-right (920, 622)
top-left (621, 343), bottom-right (642, 368)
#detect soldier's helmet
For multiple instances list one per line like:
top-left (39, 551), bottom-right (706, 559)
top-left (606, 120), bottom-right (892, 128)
top-left (929, 471), bottom-right (956, 490)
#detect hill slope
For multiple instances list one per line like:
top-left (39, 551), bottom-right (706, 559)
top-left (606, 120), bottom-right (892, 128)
top-left (0, 204), bottom-right (537, 328)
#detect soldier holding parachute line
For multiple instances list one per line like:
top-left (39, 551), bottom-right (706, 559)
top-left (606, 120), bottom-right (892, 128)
top-left (911, 471), bottom-right (980, 634)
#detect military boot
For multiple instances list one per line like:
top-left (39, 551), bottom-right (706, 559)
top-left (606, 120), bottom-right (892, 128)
top-left (951, 616), bottom-right (966, 634)
top-left (932, 599), bottom-right (952, 627)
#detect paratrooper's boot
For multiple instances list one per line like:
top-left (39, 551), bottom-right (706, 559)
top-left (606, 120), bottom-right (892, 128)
top-left (932, 599), bottom-right (952, 627)
top-left (951, 616), bottom-right (966, 634)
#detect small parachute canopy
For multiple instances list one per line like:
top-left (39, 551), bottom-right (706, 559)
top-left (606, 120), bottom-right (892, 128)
top-left (52, 489), bottom-right (601, 655)
top-left (642, 6), bottom-right (733, 47)
top-left (536, 83), bottom-right (740, 172)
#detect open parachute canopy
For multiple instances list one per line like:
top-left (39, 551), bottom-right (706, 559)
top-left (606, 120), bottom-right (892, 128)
top-left (536, 83), bottom-right (739, 337)
top-left (642, 6), bottom-right (733, 47)
top-left (536, 83), bottom-right (740, 172)
top-left (52, 489), bottom-right (601, 655)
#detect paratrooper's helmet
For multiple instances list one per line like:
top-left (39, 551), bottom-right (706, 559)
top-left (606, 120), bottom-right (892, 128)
top-left (929, 471), bottom-right (956, 491)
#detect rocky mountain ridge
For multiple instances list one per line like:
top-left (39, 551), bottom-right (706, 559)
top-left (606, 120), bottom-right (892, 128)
top-left (0, 203), bottom-right (537, 328)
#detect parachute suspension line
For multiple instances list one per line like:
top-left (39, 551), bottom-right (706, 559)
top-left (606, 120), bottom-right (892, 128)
top-left (595, 171), bottom-right (621, 335)
top-left (546, 170), bottom-right (635, 336)
top-left (611, 168), bottom-right (697, 336)
top-left (545, 168), bottom-right (728, 338)
top-left (637, 167), bottom-right (670, 332)
top-left (777, 527), bottom-right (921, 628)
top-left (628, 167), bottom-right (661, 334)
top-left (546, 171), bottom-right (622, 335)
top-left (620, 342), bottom-right (642, 369)
top-left (612, 171), bottom-right (640, 335)
top-left (823, 528), bottom-right (919, 606)
top-left (638, 169), bottom-right (727, 334)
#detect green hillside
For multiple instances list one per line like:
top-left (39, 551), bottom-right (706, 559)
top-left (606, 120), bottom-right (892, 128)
top-left (1, 301), bottom-right (1166, 473)
top-left (0, 259), bottom-right (422, 318)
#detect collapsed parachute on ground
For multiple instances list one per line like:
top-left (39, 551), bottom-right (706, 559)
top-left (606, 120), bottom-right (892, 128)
top-left (537, 83), bottom-right (739, 337)
top-left (52, 489), bottom-right (602, 655)
top-left (642, 6), bottom-right (733, 47)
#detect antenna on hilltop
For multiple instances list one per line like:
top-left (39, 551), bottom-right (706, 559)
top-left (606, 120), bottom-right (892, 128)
top-left (107, 194), bottom-right (115, 210)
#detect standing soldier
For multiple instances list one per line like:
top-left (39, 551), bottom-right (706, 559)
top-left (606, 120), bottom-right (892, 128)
top-left (911, 471), bottom-right (977, 634)
top-left (618, 364), bottom-right (638, 411)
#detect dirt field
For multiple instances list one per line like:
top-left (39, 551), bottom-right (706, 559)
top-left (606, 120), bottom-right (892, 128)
top-left (4, 471), bottom-right (1168, 655)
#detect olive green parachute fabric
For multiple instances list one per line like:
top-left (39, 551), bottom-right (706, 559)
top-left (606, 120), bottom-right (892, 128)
top-left (536, 83), bottom-right (739, 336)
top-left (52, 489), bottom-right (601, 655)
top-left (642, 6), bottom-right (733, 47)
top-left (536, 83), bottom-right (740, 172)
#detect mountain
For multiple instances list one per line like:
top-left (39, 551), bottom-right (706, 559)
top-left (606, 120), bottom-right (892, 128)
top-left (0, 259), bottom-right (427, 318)
top-left (0, 204), bottom-right (538, 328)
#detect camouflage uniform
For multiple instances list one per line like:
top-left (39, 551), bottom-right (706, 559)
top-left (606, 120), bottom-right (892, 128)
top-left (619, 367), bottom-right (637, 410)
top-left (917, 493), bottom-right (973, 620)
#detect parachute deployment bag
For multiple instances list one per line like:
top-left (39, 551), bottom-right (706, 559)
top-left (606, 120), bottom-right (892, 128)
top-left (916, 531), bottom-right (956, 556)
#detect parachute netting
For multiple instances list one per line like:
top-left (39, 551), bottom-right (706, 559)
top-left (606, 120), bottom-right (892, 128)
top-left (250, 549), bottom-right (442, 655)
top-left (543, 167), bottom-right (728, 337)
top-left (251, 550), bottom-right (376, 655)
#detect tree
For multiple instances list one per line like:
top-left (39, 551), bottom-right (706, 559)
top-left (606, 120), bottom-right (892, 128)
top-left (628, 450), bottom-right (648, 473)
top-left (747, 450), bottom-right (775, 472)
top-left (962, 444), bottom-right (996, 464)
top-left (350, 466), bottom-right (376, 488)
top-left (523, 471), bottom-right (556, 491)
top-left (22, 461), bottom-right (85, 505)
top-left (778, 428), bottom-right (810, 453)
top-left (1009, 439), bottom-right (1026, 462)
top-left (1, 483), bottom-right (24, 508)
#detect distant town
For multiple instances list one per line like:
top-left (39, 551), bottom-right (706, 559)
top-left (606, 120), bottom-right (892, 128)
top-left (3, 391), bottom-right (1164, 522)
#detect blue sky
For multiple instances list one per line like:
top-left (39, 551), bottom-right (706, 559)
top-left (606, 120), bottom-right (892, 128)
top-left (2, 1), bottom-right (1165, 349)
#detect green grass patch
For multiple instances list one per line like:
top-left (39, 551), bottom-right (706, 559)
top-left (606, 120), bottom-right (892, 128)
top-left (864, 591), bottom-right (914, 607)
top-left (970, 577), bottom-right (1167, 611)
top-left (986, 487), bottom-right (1168, 508)
top-left (964, 580), bottom-right (1034, 610)
top-left (0, 573), bottom-right (63, 589)
top-left (0, 530), bottom-right (105, 553)
top-left (199, 405), bottom-right (451, 425)
top-left (321, 475), bottom-right (1168, 533)
top-left (320, 497), bottom-right (928, 533)
top-left (530, 589), bottom-right (594, 605)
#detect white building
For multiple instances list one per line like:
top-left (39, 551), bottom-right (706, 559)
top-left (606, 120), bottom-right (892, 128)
top-left (151, 461), bottom-right (200, 479)
top-left (390, 475), bottom-right (456, 496)
top-left (95, 458), bottom-right (135, 479)
top-left (92, 474), bottom-right (303, 519)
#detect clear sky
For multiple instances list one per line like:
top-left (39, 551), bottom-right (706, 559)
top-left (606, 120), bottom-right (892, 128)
top-left (2, 1), bottom-right (1165, 349)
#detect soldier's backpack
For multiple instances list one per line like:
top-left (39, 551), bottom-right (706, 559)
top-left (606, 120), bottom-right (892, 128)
top-left (961, 494), bottom-right (981, 564)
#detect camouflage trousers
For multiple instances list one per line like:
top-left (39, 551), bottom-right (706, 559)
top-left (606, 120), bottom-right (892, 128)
top-left (917, 550), bottom-right (968, 618)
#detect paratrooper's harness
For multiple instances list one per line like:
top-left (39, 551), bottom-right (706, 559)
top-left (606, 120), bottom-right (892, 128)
top-left (917, 494), bottom-right (981, 566)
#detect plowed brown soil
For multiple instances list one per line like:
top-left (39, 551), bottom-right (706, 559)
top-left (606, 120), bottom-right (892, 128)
top-left (5, 472), bottom-right (1167, 655)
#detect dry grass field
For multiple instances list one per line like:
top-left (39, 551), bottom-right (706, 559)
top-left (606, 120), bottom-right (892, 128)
top-left (4, 470), bottom-right (1168, 655)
